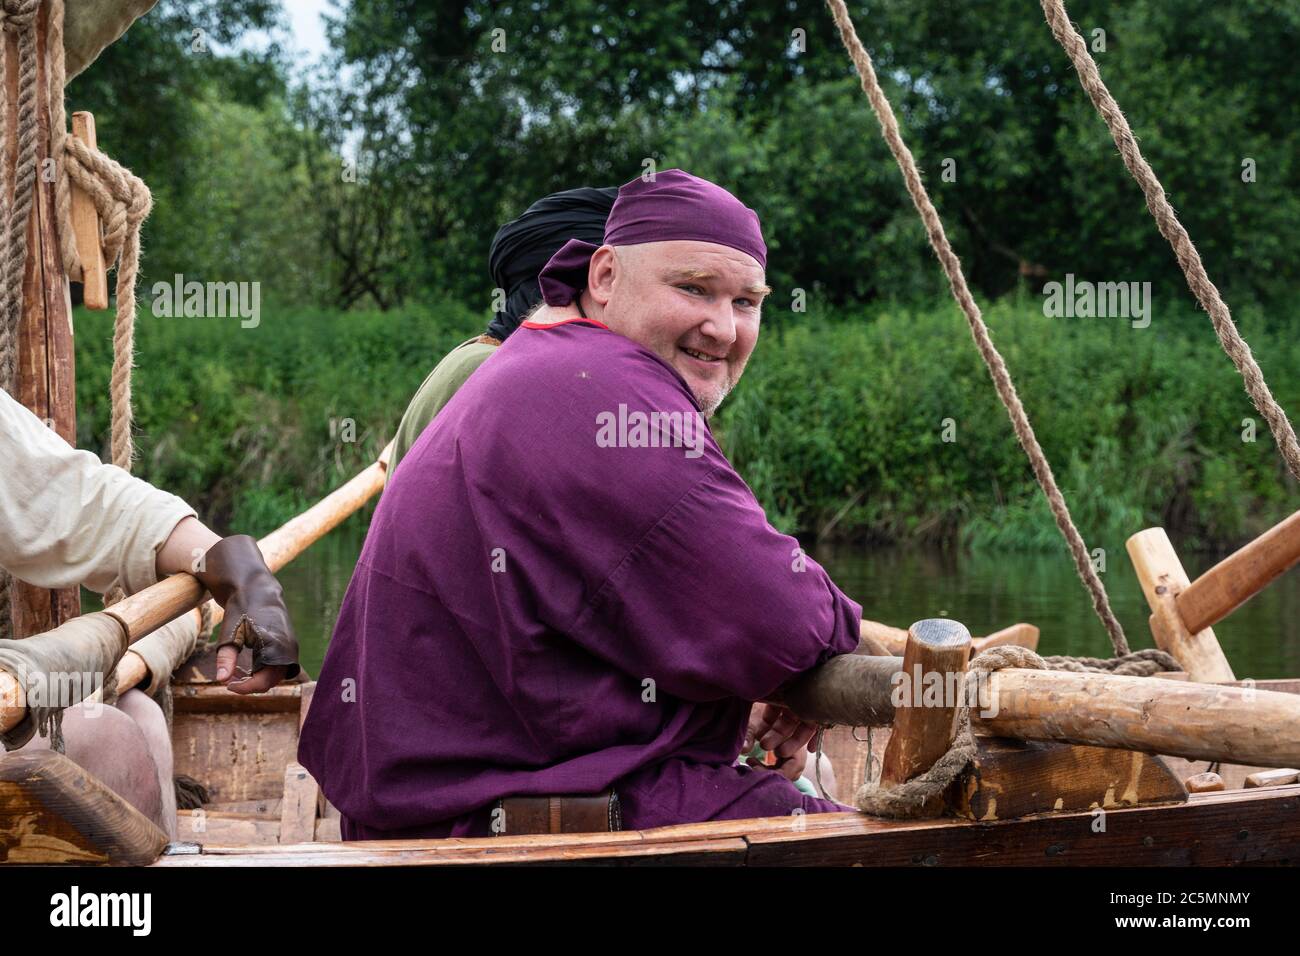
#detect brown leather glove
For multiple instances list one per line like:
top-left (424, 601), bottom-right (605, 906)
top-left (194, 535), bottom-right (300, 680)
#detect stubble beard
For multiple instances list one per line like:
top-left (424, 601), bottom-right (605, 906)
top-left (695, 375), bottom-right (735, 419)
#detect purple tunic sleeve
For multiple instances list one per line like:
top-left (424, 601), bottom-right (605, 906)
top-left (567, 460), bottom-right (862, 703)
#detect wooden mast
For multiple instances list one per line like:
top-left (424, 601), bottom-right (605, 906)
top-left (6, 0), bottom-right (80, 638)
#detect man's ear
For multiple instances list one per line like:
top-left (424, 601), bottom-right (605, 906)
top-left (587, 245), bottom-right (619, 306)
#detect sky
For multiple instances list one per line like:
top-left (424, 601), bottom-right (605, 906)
top-left (278, 0), bottom-right (335, 68)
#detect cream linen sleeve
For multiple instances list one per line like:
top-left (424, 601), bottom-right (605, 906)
top-left (0, 388), bottom-right (196, 595)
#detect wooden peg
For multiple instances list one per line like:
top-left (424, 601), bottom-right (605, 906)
top-left (879, 619), bottom-right (972, 809)
top-left (69, 111), bottom-right (107, 309)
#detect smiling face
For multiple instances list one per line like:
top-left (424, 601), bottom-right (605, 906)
top-left (586, 240), bottom-right (769, 416)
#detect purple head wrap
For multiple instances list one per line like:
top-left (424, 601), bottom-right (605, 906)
top-left (538, 169), bottom-right (767, 306)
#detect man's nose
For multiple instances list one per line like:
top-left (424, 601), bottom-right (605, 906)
top-left (697, 300), bottom-right (737, 349)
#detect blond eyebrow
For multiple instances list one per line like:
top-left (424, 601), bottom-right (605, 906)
top-left (662, 268), bottom-right (771, 297)
top-left (661, 268), bottom-right (718, 283)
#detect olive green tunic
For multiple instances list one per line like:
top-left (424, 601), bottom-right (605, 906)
top-left (390, 337), bottom-right (498, 473)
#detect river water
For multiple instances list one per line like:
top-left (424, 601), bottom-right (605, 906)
top-left (276, 516), bottom-right (1300, 681)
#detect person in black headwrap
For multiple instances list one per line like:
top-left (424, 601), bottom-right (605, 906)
top-left (486, 186), bottom-right (617, 342)
top-left (388, 186), bottom-right (617, 471)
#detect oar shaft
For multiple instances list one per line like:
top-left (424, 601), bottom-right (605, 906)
top-left (105, 447), bottom-right (390, 642)
top-left (1, 446), bottom-right (391, 726)
top-left (980, 669), bottom-right (1300, 767)
top-left (1177, 510), bottom-right (1300, 635)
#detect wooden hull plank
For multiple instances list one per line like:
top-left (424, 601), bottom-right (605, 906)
top-left (152, 786), bottom-right (1300, 867)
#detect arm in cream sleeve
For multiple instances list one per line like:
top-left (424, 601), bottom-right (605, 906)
top-left (0, 387), bottom-right (196, 595)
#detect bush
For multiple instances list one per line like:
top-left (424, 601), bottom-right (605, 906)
top-left (74, 297), bottom-right (1297, 550)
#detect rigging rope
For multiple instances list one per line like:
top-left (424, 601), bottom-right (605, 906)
top-left (1039, 0), bottom-right (1300, 483)
top-left (825, 0), bottom-right (1131, 656)
top-left (0, 0), bottom-right (150, 638)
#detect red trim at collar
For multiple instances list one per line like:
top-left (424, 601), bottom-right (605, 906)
top-left (520, 316), bottom-right (611, 332)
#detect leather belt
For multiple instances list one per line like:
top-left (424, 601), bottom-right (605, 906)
top-left (492, 790), bottom-right (622, 835)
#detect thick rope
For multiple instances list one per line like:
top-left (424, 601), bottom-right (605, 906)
top-left (47, 0), bottom-right (150, 471)
top-left (825, 0), bottom-right (1130, 655)
top-left (0, 0), bottom-right (40, 397)
top-left (0, 14), bottom-right (10, 395)
top-left (45, 0), bottom-right (77, 280)
top-left (0, 0), bottom-right (151, 640)
top-left (0, 0), bottom-right (41, 644)
top-left (1040, 647), bottom-right (1179, 677)
top-left (0, 25), bottom-right (10, 643)
top-left (1041, 0), bottom-right (1300, 483)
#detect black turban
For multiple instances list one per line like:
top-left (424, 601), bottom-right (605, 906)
top-left (486, 185), bottom-right (617, 342)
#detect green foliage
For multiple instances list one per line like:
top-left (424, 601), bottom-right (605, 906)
top-left (70, 1), bottom-right (294, 293)
top-left (145, 97), bottom-right (327, 304)
top-left (74, 302), bottom-right (484, 534)
top-left (74, 299), bottom-right (1297, 549)
top-left (293, 0), bottom-right (1300, 313)
top-left (713, 298), bottom-right (1297, 550)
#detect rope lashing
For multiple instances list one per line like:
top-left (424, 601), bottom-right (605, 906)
top-left (855, 645), bottom-right (1044, 818)
top-left (825, 0), bottom-right (1131, 656)
top-left (0, 0), bottom-right (40, 398)
top-left (0, 0), bottom-right (41, 642)
top-left (849, 645), bottom-right (1178, 817)
top-left (46, 0), bottom-right (151, 471)
top-left (1040, 0), bottom-right (1300, 485)
top-left (1040, 647), bottom-right (1179, 676)
top-left (62, 131), bottom-right (152, 470)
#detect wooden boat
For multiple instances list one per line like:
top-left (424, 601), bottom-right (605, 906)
top-left (2, 0), bottom-right (1299, 869)
top-left (3, 451), bottom-right (1299, 867)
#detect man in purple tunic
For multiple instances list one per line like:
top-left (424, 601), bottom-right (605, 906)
top-left (298, 170), bottom-right (863, 839)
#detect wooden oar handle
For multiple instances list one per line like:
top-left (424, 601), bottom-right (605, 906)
top-left (0, 444), bottom-right (394, 725)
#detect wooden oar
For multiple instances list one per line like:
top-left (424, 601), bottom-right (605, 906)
top-left (0, 444), bottom-right (392, 730)
top-left (106, 442), bottom-right (393, 697)
top-left (1176, 509), bottom-right (1300, 635)
top-left (1128, 528), bottom-right (1235, 682)
top-left (103, 443), bottom-right (392, 644)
